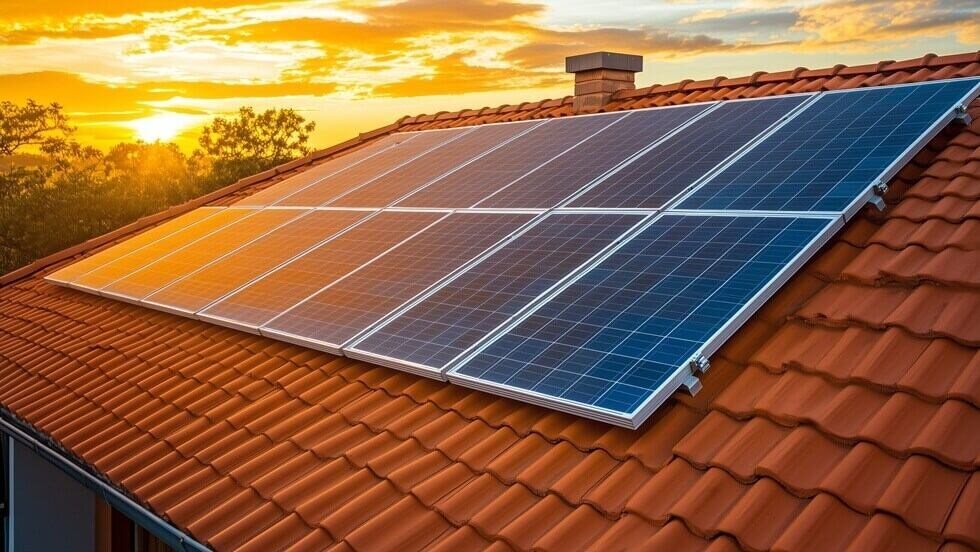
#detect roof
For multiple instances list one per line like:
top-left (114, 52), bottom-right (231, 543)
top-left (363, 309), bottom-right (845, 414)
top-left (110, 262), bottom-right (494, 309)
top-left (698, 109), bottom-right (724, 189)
top-left (2, 50), bottom-right (979, 551)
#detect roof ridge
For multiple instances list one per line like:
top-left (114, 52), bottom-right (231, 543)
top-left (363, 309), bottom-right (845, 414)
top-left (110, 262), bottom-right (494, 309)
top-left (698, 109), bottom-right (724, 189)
top-left (397, 50), bottom-right (980, 125)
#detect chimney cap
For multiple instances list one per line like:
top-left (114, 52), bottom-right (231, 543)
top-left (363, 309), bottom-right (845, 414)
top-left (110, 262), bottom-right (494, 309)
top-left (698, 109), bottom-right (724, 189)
top-left (565, 51), bottom-right (643, 74)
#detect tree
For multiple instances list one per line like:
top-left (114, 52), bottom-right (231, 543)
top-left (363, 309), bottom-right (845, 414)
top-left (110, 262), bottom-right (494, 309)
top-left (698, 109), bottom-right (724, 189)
top-left (0, 100), bottom-right (106, 272)
top-left (104, 141), bottom-right (197, 213)
top-left (0, 99), bottom-right (74, 157)
top-left (197, 106), bottom-right (315, 188)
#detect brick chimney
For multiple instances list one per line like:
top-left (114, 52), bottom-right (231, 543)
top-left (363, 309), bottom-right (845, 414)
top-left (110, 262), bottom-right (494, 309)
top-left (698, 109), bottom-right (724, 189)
top-left (566, 51), bottom-right (643, 113)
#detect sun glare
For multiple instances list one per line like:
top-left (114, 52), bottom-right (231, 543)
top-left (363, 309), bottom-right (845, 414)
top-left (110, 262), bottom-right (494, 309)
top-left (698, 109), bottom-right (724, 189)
top-left (129, 112), bottom-right (198, 142)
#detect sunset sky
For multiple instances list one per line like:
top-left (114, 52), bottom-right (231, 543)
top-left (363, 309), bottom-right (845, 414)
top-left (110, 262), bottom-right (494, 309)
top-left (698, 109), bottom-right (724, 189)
top-left (2, 0), bottom-right (977, 151)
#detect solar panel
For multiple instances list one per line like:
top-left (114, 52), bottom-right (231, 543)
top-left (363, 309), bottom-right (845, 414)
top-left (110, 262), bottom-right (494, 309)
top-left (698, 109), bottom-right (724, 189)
top-left (46, 78), bottom-right (980, 430)
top-left (199, 211), bottom-right (445, 330)
top-left (569, 95), bottom-right (811, 209)
top-left (347, 212), bottom-right (647, 376)
top-left (329, 121), bottom-right (543, 208)
top-left (143, 210), bottom-right (371, 314)
top-left (101, 209), bottom-right (304, 301)
top-left (677, 78), bottom-right (980, 214)
top-left (262, 212), bottom-right (536, 353)
top-left (395, 114), bottom-right (628, 208)
top-left (48, 208), bottom-right (221, 285)
top-left (477, 103), bottom-right (715, 209)
top-left (277, 127), bottom-right (472, 207)
top-left (449, 214), bottom-right (837, 427)
top-left (72, 208), bottom-right (254, 291)
top-left (234, 132), bottom-right (412, 207)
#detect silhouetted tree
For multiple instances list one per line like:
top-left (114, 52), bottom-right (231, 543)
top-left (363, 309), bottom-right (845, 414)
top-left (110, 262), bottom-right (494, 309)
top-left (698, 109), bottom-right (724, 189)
top-left (0, 100), bottom-right (106, 271)
top-left (0, 99), bottom-right (73, 157)
top-left (197, 106), bottom-right (315, 189)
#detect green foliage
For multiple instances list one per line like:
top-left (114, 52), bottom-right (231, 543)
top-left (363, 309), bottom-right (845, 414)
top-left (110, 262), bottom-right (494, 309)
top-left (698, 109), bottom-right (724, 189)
top-left (197, 107), bottom-right (315, 188)
top-left (0, 102), bottom-right (316, 274)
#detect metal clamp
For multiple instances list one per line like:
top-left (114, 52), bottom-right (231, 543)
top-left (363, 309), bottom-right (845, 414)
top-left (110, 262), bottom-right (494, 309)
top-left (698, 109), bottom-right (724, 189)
top-left (689, 354), bottom-right (710, 374)
top-left (954, 104), bottom-right (972, 125)
top-left (869, 180), bottom-right (888, 210)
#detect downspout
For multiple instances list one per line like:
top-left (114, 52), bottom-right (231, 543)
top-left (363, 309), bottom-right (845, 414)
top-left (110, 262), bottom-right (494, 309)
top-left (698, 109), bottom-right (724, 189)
top-left (0, 413), bottom-right (210, 552)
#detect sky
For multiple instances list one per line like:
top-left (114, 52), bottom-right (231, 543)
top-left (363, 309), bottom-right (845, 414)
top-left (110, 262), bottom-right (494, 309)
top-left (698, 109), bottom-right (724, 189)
top-left (1, 0), bottom-right (977, 151)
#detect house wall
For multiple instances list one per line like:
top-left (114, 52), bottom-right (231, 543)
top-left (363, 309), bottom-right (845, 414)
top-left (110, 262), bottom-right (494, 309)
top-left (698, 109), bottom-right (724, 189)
top-left (5, 436), bottom-right (94, 552)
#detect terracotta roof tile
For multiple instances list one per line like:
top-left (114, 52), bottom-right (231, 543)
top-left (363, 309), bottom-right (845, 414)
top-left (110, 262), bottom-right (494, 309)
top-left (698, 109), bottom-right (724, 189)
top-left (1, 52), bottom-right (979, 551)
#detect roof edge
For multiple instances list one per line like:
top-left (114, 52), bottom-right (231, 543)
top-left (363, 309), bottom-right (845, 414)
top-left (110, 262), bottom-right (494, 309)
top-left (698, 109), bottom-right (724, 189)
top-left (0, 412), bottom-right (210, 552)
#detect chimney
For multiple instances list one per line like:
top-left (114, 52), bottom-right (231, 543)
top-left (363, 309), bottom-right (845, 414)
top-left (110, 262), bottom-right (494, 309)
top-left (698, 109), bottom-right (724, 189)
top-left (565, 51), bottom-right (643, 113)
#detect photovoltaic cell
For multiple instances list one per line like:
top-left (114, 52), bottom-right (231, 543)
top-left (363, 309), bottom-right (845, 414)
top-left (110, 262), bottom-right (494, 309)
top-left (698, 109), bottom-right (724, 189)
top-left (570, 95), bottom-right (810, 209)
top-left (329, 121), bottom-right (542, 208)
top-left (48, 208), bottom-right (220, 284)
top-left (234, 132), bottom-right (411, 207)
top-left (263, 212), bottom-right (535, 351)
top-left (277, 127), bottom-right (472, 207)
top-left (72, 208), bottom-right (253, 291)
top-left (102, 209), bottom-right (304, 300)
top-left (144, 210), bottom-right (370, 313)
top-left (678, 78), bottom-right (980, 212)
top-left (200, 211), bottom-right (445, 329)
top-left (395, 114), bottom-right (627, 208)
top-left (450, 214), bottom-right (833, 425)
top-left (478, 103), bottom-right (713, 209)
top-left (349, 213), bottom-right (646, 375)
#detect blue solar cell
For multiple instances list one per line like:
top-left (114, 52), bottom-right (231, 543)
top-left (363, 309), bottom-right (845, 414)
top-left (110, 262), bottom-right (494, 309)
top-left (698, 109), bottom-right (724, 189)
top-left (449, 214), bottom-right (833, 425)
top-left (395, 113), bottom-right (626, 208)
top-left (677, 78), bottom-right (980, 212)
top-left (569, 95), bottom-right (809, 209)
top-left (348, 213), bottom-right (646, 374)
top-left (477, 103), bottom-right (713, 209)
top-left (262, 212), bottom-right (535, 352)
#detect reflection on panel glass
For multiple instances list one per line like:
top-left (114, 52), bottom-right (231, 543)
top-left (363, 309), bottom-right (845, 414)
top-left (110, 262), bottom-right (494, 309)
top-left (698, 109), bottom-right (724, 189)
top-left (201, 211), bottom-right (446, 328)
top-left (572, 95), bottom-right (808, 209)
top-left (264, 212), bottom-right (535, 349)
top-left (483, 103), bottom-right (714, 209)
top-left (145, 210), bottom-right (371, 313)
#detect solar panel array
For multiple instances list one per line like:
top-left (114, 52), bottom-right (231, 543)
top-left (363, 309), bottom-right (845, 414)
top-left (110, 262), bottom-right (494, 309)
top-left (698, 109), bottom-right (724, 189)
top-left (47, 77), bottom-right (980, 428)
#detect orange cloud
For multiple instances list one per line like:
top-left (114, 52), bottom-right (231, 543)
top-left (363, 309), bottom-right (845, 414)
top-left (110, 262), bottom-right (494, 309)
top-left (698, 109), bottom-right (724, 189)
top-left (374, 52), bottom-right (564, 96)
top-left (0, 0), bottom-right (268, 18)
top-left (795, 0), bottom-right (980, 47)
top-left (0, 20), bottom-right (147, 45)
top-left (508, 27), bottom-right (726, 68)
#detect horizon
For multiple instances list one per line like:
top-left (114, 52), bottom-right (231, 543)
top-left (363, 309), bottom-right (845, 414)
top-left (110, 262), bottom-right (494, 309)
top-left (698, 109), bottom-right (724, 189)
top-left (2, 0), bottom-right (978, 152)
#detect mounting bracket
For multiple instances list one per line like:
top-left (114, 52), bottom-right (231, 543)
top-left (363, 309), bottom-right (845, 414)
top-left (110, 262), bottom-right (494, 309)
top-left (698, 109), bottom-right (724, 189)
top-left (681, 374), bottom-right (702, 395)
top-left (954, 104), bottom-right (972, 125)
top-left (869, 179), bottom-right (888, 210)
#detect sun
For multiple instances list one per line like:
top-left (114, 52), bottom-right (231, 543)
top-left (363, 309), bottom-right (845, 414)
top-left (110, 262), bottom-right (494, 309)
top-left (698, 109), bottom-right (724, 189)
top-left (129, 112), bottom-right (198, 142)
